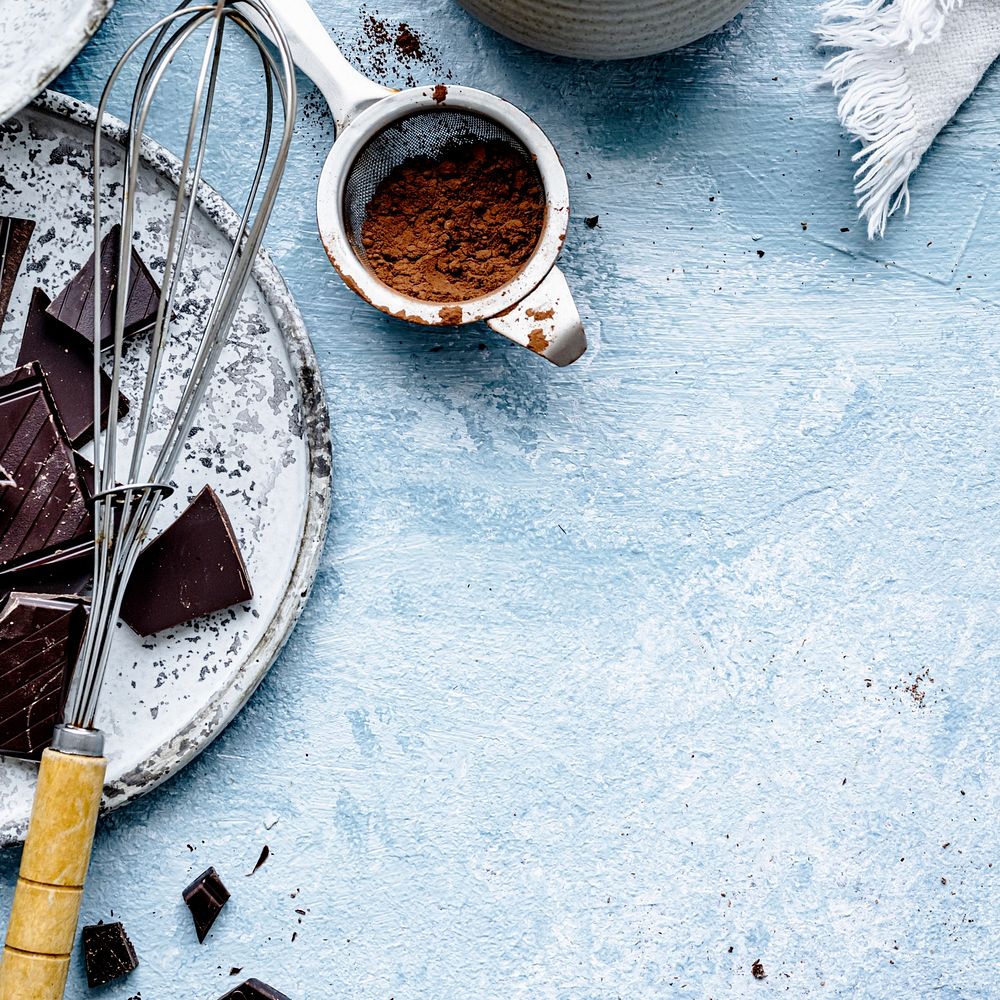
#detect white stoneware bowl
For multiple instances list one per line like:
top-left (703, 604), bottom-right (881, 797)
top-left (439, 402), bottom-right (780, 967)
top-left (456, 0), bottom-right (751, 59)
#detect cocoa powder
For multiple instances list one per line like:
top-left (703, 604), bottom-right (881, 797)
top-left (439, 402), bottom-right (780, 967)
top-left (360, 139), bottom-right (544, 303)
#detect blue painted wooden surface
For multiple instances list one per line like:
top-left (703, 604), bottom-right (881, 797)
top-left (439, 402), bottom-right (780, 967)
top-left (2, 0), bottom-right (999, 996)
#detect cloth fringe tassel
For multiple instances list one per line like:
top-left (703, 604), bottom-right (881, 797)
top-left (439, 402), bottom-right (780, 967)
top-left (819, 0), bottom-right (963, 237)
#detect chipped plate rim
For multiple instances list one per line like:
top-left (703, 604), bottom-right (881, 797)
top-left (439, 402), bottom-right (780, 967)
top-left (0, 89), bottom-right (332, 846)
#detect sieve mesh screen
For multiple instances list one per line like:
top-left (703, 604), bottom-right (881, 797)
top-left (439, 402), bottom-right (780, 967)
top-left (343, 108), bottom-right (542, 288)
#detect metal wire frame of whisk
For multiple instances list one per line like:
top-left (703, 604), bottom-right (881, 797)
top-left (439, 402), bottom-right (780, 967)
top-left (55, 0), bottom-right (297, 756)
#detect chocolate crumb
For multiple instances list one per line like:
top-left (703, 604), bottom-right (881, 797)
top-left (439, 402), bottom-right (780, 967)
top-left (752, 959), bottom-right (766, 980)
top-left (585, 215), bottom-right (600, 228)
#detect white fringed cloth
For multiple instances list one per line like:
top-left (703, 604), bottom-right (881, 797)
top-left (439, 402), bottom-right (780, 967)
top-left (819, 0), bottom-right (1000, 238)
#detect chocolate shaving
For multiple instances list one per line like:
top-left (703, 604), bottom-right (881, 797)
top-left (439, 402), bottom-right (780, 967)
top-left (247, 844), bottom-right (270, 876)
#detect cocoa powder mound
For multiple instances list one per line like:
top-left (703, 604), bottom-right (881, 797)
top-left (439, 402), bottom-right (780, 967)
top-left (360, 140), bottom-right (544, 303)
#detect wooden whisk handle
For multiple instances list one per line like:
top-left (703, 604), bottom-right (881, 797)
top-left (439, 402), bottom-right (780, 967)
top-left (0, 748), bottom-right (107, 1000)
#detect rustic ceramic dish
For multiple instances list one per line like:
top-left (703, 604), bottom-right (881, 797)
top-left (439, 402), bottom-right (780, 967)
top-left (0, 0), bottom-right (114, 123)
top-left (0, 91), bottom-right (332, 846)
top-left (456, 0), bottom-right (751, 59)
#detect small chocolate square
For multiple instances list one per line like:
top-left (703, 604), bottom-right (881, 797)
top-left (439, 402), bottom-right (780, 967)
top-left (0, 216), bottom-right (35, 322)
top-left (46, 224), bottom-right (160, 350)
top-left (18, 287), bottom-right (129, 446)
top-left (81, 920), bottom-right (139, 988)
top-left (218, 979), bottom-right (291, 1000)
top-left (183, 866), bottom-right (230, 943)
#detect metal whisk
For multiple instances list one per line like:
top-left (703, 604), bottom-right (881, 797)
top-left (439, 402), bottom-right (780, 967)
top-left (0, 4), bottom-right (295, 998)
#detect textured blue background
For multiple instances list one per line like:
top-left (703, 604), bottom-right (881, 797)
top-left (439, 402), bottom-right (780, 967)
top-left (3, 0), bottom-right (999, 996)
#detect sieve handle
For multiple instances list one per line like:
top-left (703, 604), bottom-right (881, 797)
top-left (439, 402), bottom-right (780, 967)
top-left (0, 748), bottom-right (107, 1000)
top-left (242, 0), bottom-right (392, 131)
top-left (487, 267), bottom-right (588, 367)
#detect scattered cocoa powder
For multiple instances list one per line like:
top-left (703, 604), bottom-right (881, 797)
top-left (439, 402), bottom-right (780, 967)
top-left (346, 8), bottom-right (453, 90)
top-left (395, 24), bottom-right (423, 61)
top-left (360, 140), bottom-right (544, 303)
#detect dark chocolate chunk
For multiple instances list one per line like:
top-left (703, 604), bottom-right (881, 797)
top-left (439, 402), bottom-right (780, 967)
top-left (18, 287), bottom-right (129, 446)
top-left (81, 921), bottom-right (139, 988)
top-left (0, 216), bottom-right (35, 322)
top-left (183, 866), bottom-right (230, 942)
top-left (0, 363), bottom-right (91, 572)
top-left (46, 224), bottom-right (160, 350)
top-left (0, 593), bottom-right (87, 759)
top-left (218, 979), bottom-right (291, 1000)
top-left (120, 485), bottom-right (252, 636)
top-left (0, 541), bottom-right (93, 605)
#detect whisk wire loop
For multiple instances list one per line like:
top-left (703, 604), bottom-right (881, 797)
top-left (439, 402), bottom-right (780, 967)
top-left (61, 0), bottom-right (296, 736)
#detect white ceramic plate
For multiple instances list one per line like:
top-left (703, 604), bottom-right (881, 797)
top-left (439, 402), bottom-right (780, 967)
top-left (0, 92), bottom-right (331, 845)
top-left (0, 0), bottom-right (114, 123)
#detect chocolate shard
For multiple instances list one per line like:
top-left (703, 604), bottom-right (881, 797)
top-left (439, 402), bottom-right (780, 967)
top-left (81, 920), bottom-right (139, 988)
top-left (0, 363), bottom-right (91, 572)
top-left (218, 979), bottom-right (291, 1000)
top-left (0, 542), bottom-right (93, 605)
top-left (183, 866), bottom-right (230, 943)
top-left (18, 287), bottom-right (129, 446)
top-left (0, 593), bottom-right (87, 759)
top-left (0, 216), bottom-right (35, 322)
top-left (120, 485), bottom-right (253, 636)
top-left (46, 223), bottom-right (160, 350)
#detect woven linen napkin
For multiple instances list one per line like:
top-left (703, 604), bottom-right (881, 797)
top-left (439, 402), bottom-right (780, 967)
top-left (820, 0), bottom-right (1000, 238)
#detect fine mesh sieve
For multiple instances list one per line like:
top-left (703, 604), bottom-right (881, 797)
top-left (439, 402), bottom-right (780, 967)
top-left (247, 0), bottom-right (587, 365)
top-left (342, 108), bottom-right (542, 288)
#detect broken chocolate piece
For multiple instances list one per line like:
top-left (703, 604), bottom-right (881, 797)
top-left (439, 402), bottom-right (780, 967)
top-left (183, 866), bottom-right (230, 942)
top-left (46, 224), bottom-right (160, 350)
top-left (0, 542), bottom-right (93, 605)
top-left (218, 979), bottom-right (290, 1000)
top-left (0, 216), bottom-right (35, 322)
top-left (0, 593), bottom-right (87, 759)
top-left (0, 363), bottom-right (91, 571)
top-left (81, 921), bottom-right (139, 988)
top-left (120, 485), bottom-right (252, 636)
top-left (18, 287), bottom-right (129, 446)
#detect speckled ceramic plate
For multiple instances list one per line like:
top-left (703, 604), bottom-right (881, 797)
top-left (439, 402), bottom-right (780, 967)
top-left (0, 91), bottom-right (331, 846)
top-left (0, 0), bottom-right (114, 123)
